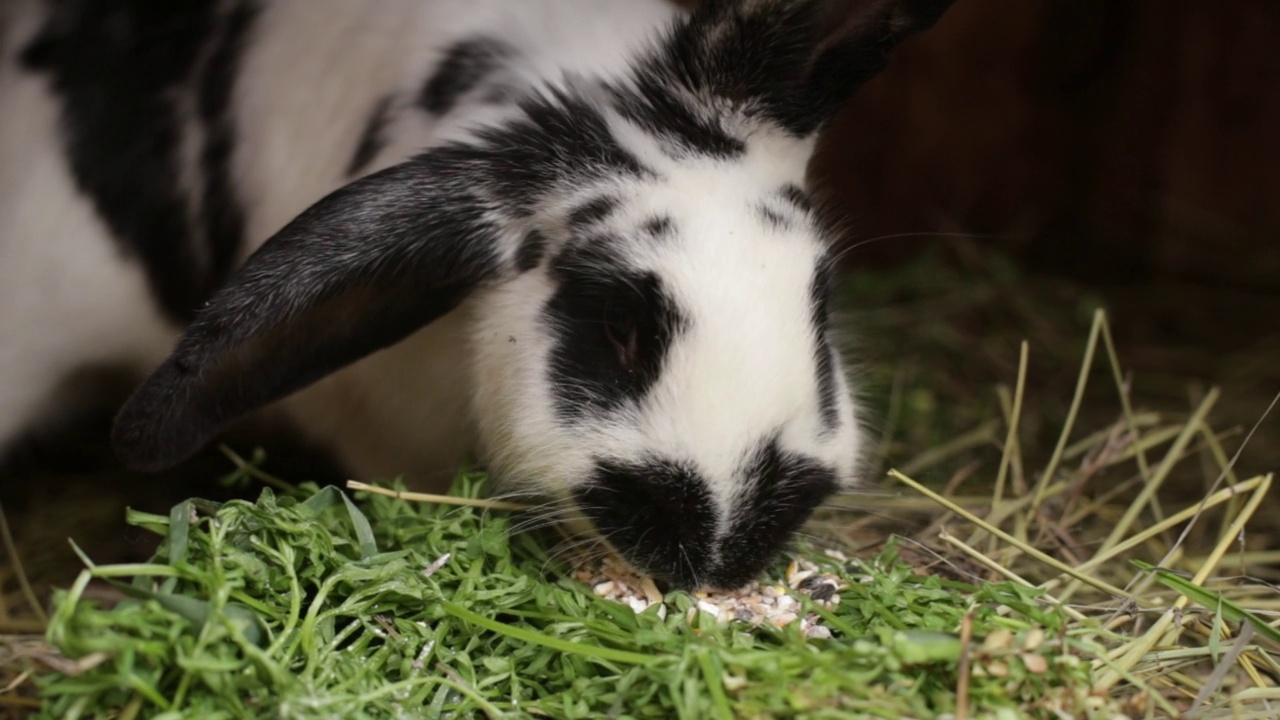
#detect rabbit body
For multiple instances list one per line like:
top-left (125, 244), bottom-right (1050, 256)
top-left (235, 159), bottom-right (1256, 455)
top-left (0, 0), bottom-right (953, 589)
top-left (0, 0), bottom-right (677, 479)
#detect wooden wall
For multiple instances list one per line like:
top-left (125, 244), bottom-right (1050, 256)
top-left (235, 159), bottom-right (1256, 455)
top-left (810, 0), bottom-right (1279, 290)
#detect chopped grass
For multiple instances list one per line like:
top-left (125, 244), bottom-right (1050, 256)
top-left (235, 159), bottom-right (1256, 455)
top-left (28, 468), bottom-right (1107, 719)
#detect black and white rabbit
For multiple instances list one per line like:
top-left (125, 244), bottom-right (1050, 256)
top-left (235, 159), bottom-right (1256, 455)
top-left (0, 0), bottom-right (954, 589)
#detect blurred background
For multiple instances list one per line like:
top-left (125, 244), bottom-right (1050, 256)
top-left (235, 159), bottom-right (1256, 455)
top-left (1, 0), bottom-right (1277, 663)
top-left (822, 0), bottom-right (1278, 291)
top-left (813, 0), bottom-right (1278, 477)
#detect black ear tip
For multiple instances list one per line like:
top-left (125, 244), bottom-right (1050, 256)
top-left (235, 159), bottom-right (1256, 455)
top-left (111, 399), bottom-right (183, 473)
top-left (110, 369), bottom-right (207, 473)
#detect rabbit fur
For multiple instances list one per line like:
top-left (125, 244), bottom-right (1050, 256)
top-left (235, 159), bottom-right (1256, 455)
top-left (0, 0), bottom-right (953, 589)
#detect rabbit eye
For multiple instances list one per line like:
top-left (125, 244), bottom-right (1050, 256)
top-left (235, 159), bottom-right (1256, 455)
top-left (603, 304), bottom-right (640, 371)
top-left (543, 259), bottom-right (686, 418)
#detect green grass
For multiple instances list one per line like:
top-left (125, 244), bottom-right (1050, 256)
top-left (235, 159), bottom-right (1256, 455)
top-left (34, 465), bottom-right (1113, 719)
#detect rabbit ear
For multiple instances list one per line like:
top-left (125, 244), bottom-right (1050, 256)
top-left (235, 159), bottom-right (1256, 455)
top-left (112, 154), bottom-right (508, 472)
top-left (663, 0), bottom-right (955, 136)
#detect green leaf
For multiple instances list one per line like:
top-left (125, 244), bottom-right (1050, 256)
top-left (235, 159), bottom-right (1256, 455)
top-left (1133, 560), bottom-right (1280, 646)
top-left (105, 579), bottom-right (266, 647)
top-left (168, 500), bottom-right (193, 566)
top-left (300, 485), bottom-right (378, 559)
top-left (124, 508), bottom-right (171, 536)
top-left (441, 600), bottom-right (657, 666)
top-left (339, 488), bottom-right (378, 559)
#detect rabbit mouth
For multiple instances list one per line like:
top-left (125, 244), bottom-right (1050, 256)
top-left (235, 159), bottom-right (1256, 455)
top-left (571, 455), bottom-right (720, 591)
top-left (569, 440), bottom-right (839, 591)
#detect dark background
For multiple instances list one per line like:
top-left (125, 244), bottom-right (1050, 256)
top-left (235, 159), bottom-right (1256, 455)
top-left (819, 0), bottom-right (1278, 291)
top-left (809, 0), bottom-right (1278, 476)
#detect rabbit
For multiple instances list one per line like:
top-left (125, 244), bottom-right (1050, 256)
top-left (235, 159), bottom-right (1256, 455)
top-left (0, 0), bottom-right (954, 590)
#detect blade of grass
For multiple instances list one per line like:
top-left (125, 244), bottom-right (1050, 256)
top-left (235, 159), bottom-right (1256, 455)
top-left (0, 502), bottom-right (46, 623)
top-left (1134, 562), bottom-right (1280, 646)
top-left (1096, 473), bottom-right (1272, 690)
top-left (938, 529), bottom-right (1087, 623)
top-left (889, 469), bottom-right (1131, 599)
top-left (1098, 311), bottom-right (1153, 482)
top-left (1042, 475), bottom-right (1266, 590)
top-left (440, 600), bottom-right (657, 666)
top-left (346, 481), bottom-right (529, 511)
top-left (1030, 309), bottom-right (1103, 512)
top-left (168, 500), bottom-right (193, 566)
top-left (694, 647), bottom-right (733, 720)
top-left (990, 342), bottom-right (1029, 521)
top-left (1059, 389), bottom-right (1220, 604)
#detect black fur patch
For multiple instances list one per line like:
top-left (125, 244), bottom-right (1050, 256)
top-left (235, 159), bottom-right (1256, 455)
top-left (115, 63), bottom-right (668, 469)
top-left (574, 456), bottom-right (717, 590)
top-left (347, 95), bottom-right (396, 177)
top-left (567, 196), bottom-right (618, 229)
top-left (477, 88), bottom-right (649, 216)
top-left (516, 229), bottom-right (548, 272)
top-left (21, 1), bottom-right (232, 321)
top-left (419, 37), bottom-right (512, 116)
top-left (543, 243), bottom-right (686, 420)
top-left (113, 68), bottom-right (669, 468)
top-left (608, 79), bottom-right (744, 158)
top-left (757, 204), bottom-right (789, 230)
top-left (810, 260), bottom-right (840, 433)
top-left (481, 85), bottom-right (517, 105)
top-left (779, 184), bottom-right (812, 214)
top-left (814, 343), bottom-right (840, 434)
top-left (641, 216), bottom-right (673, 239)
top-left (113, 156), bottom-right (504, 472)
top-left (716, 438), bottom-right (838, 589)
top-left (196, 1), bottom-right (257, 313)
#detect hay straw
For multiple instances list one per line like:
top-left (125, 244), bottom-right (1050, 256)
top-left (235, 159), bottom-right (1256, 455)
top-left (345, 480), bottom-right (530, 511)
top-left (870, 304), bottom-right (1279, 716)
top-left (1095, 473), bottom-right (1273, 691)
top-left (889, 469), bottom-right (1133, 599)
top-left (990, 341), bottom-right (1029, 515)
top-left (0, 503), bottom-right (45, 624)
